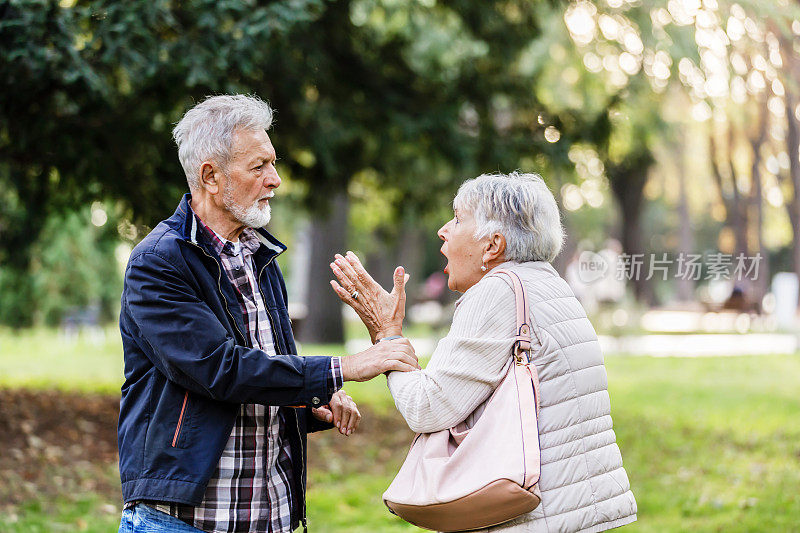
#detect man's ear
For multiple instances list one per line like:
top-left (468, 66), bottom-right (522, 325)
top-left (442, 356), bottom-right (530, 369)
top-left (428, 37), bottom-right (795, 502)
top-left (482, 233), bottom-right (506, 264)
top-left (199, 161), bottom-right (222, 194)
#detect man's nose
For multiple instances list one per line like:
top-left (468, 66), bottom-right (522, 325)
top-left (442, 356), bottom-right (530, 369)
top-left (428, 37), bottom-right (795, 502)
top-left (265, 166), bottom-right (281, 189)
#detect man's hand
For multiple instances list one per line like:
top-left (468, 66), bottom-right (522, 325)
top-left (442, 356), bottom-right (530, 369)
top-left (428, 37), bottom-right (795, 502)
top-left (311, 390), bottom-right (362, 436)
top-left (341, 338), bottom-right (420, 382)
top-left (329, 251), bottom-right (409, 342)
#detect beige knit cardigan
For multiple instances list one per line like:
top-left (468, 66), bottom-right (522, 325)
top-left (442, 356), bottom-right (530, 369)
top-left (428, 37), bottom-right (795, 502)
top-left (387, 261), bottom-right (637, 533)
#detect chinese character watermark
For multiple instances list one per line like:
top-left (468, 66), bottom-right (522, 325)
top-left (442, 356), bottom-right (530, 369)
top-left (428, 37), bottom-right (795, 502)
top-left (576, 252), bottom-right (762, 284)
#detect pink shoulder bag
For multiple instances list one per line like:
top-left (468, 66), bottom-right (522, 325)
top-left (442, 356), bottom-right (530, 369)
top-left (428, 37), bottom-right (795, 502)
top-left (383, 269), bottom-right (542, 532)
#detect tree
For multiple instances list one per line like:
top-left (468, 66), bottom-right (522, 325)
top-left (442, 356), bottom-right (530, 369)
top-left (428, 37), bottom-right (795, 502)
top-left (4, 0), bottom-right (626, 335)
top-left (0, 0), bottom-right (326, 325)
top-left (560, 0), bottom-right (800, 306)
top-left (776, 15), bottom-right (800, 298)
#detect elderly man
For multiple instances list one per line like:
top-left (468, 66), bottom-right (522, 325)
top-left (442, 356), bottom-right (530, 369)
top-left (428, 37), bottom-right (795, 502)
top-left (117, 95), bottom-right (417, 533)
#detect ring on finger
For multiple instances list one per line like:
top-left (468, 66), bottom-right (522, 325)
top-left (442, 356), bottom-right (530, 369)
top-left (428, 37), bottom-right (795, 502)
top-left (351, 290), bottom-right (359, 300)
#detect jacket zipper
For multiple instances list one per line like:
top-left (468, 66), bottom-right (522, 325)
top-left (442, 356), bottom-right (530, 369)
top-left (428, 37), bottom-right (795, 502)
top-left (259, 258), bottom-right (307, 530)
top-left (188, 241), bottom-right (247, 343)
top-left (257, 258), bottom-right (281, 351)
top-left (172, 390), bottom-right (189, 447)
top-left (294, 412), bottom-right (308, 532)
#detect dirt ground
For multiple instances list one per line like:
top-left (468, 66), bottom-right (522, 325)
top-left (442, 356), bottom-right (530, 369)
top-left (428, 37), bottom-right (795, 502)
top-left (0, 389), bottom-right (121, 512)
top-left (0, 388), bottom-right (411, 514)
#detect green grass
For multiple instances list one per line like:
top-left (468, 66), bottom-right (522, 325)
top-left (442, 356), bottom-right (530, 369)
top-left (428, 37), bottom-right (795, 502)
top-left (1, 497), bottom-right (121, 533)
top-left (1, 326), bottom-right (799, 532)
top-left (306, 355), bottom-right (800, 532)
top-left (605, 355), bottom-right (800, 532)
top-left (307, 471), bottom-right (418, 533)
top-left (0, 327), bottom-right (124, 393)
top-left (0, 326), bottom-right (377, 392)
top-left (344, 319), bottom-right (439, 343)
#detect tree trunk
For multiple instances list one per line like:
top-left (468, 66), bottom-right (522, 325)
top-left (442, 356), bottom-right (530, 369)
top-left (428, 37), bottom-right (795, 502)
top-left (774, 27), bottom-right (800, 296)
top-left (396, 217), bottom-right (426, 301)
top-left (365, 230), bottom-right (393, 291)
top-left (365, 220), bottom-right (426, 306)
top-left (607, 152), bottom-right (654, 304)
top-left (0, 167), bottom-right (51, 327)
top-left (786, 93), bottom-right (800, 288)
top-left (709, 126), bottom-right (748, 258)
top-left (619, 197), bottom-right (650, 303)
top-left (676, 164), bottom-right (695, 302)
top-left (549, 172), bottom-right (571, 276)
top-left (749, 99), bottom-right (769, 310)
top-left (728, 126), bottom-right (749, 258)
top-left (298, 193), bottom-right (349, 344)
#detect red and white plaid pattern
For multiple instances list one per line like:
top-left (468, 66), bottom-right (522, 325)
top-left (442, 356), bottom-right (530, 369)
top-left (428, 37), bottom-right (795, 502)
top-left (147, 218), bottom-right (341, 532)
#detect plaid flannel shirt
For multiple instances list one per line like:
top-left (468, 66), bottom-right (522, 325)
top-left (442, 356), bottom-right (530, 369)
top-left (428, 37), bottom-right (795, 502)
top-left (145, 217), bottom-right (342, 533)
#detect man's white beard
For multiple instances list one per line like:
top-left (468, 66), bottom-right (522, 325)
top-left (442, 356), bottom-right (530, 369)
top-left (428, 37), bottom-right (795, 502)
top-left (222, 183), bottom-right (272, 228)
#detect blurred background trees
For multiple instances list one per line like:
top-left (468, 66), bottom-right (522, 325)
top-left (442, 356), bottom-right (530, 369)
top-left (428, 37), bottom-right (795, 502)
top-left (2, 0), bottom-right (800, 341)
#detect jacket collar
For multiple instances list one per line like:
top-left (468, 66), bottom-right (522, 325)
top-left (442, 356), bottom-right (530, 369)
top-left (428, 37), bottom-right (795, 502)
top-left (171, 193), bottom-right (287, 259)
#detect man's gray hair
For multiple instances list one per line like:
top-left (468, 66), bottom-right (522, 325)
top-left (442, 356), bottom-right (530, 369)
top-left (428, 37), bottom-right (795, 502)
top-left (454, 172), bottom-right (564, 263)
top-left (172, 94), bottom-right (274, 190)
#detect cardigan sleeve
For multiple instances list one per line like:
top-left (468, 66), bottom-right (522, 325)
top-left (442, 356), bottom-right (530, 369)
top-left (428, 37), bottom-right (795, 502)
top-left (387, 275), bottom-right (517, 433)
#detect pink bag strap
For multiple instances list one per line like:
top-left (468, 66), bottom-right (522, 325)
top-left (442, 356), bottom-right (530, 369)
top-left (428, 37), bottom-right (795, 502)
top-left (489, 269), bottom-right (542, 411)
top-left (489, 269), bottom-right (541, 359)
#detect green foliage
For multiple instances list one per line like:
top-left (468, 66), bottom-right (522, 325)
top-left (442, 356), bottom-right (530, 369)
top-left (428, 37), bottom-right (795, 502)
top-left (32, 205), bottom-right (122, 325)
top-left (0, 204), bottom-right (122, 327)
top-left (4, 0), bottom-right (618, 333)
top-left (0, 0), bottom-right (325, 276)
top-left (0, 0), bottom-right (605, 242)
top-left (0, 270), bottom-right (34, 329)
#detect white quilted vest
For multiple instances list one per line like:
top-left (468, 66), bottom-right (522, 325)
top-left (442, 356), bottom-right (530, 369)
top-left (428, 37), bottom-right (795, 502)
top-left (486, 261), bottom-right (637, 533)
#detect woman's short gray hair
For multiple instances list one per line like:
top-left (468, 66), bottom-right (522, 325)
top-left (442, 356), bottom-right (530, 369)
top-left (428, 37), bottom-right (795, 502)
top-left (172, 94), bottom-right (274, 190)
top-left (454, 172), bottom-right (564, 263)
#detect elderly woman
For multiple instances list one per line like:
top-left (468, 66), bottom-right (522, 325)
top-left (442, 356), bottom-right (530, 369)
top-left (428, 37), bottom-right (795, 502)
top-left (330, 172), bottom-right (636, 532)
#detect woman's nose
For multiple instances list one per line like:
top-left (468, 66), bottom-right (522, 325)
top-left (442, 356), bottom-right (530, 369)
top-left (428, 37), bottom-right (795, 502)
top-left (437, 223), bottom-right (448, 241)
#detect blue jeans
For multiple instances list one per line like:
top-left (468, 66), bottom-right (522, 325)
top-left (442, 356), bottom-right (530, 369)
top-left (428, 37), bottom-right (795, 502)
top-left (118, 504), bottom-right (203, 532)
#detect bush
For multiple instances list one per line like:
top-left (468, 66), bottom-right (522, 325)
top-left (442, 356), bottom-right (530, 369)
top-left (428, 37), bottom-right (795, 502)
top-left (0, 204), bottom-right (123, 327)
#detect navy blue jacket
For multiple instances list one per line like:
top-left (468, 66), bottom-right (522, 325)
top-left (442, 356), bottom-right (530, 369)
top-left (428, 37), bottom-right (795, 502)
top-left (118, 194), bottom-right (334, 531)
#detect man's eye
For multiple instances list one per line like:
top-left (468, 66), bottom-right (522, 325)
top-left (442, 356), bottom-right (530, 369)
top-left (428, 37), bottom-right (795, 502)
top-left (254, 164), bottom-right (264, 171)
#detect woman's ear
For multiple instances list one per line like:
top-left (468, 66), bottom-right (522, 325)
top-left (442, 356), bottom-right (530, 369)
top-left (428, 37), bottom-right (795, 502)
top-left (482, 233), bottom-right (506, 265)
